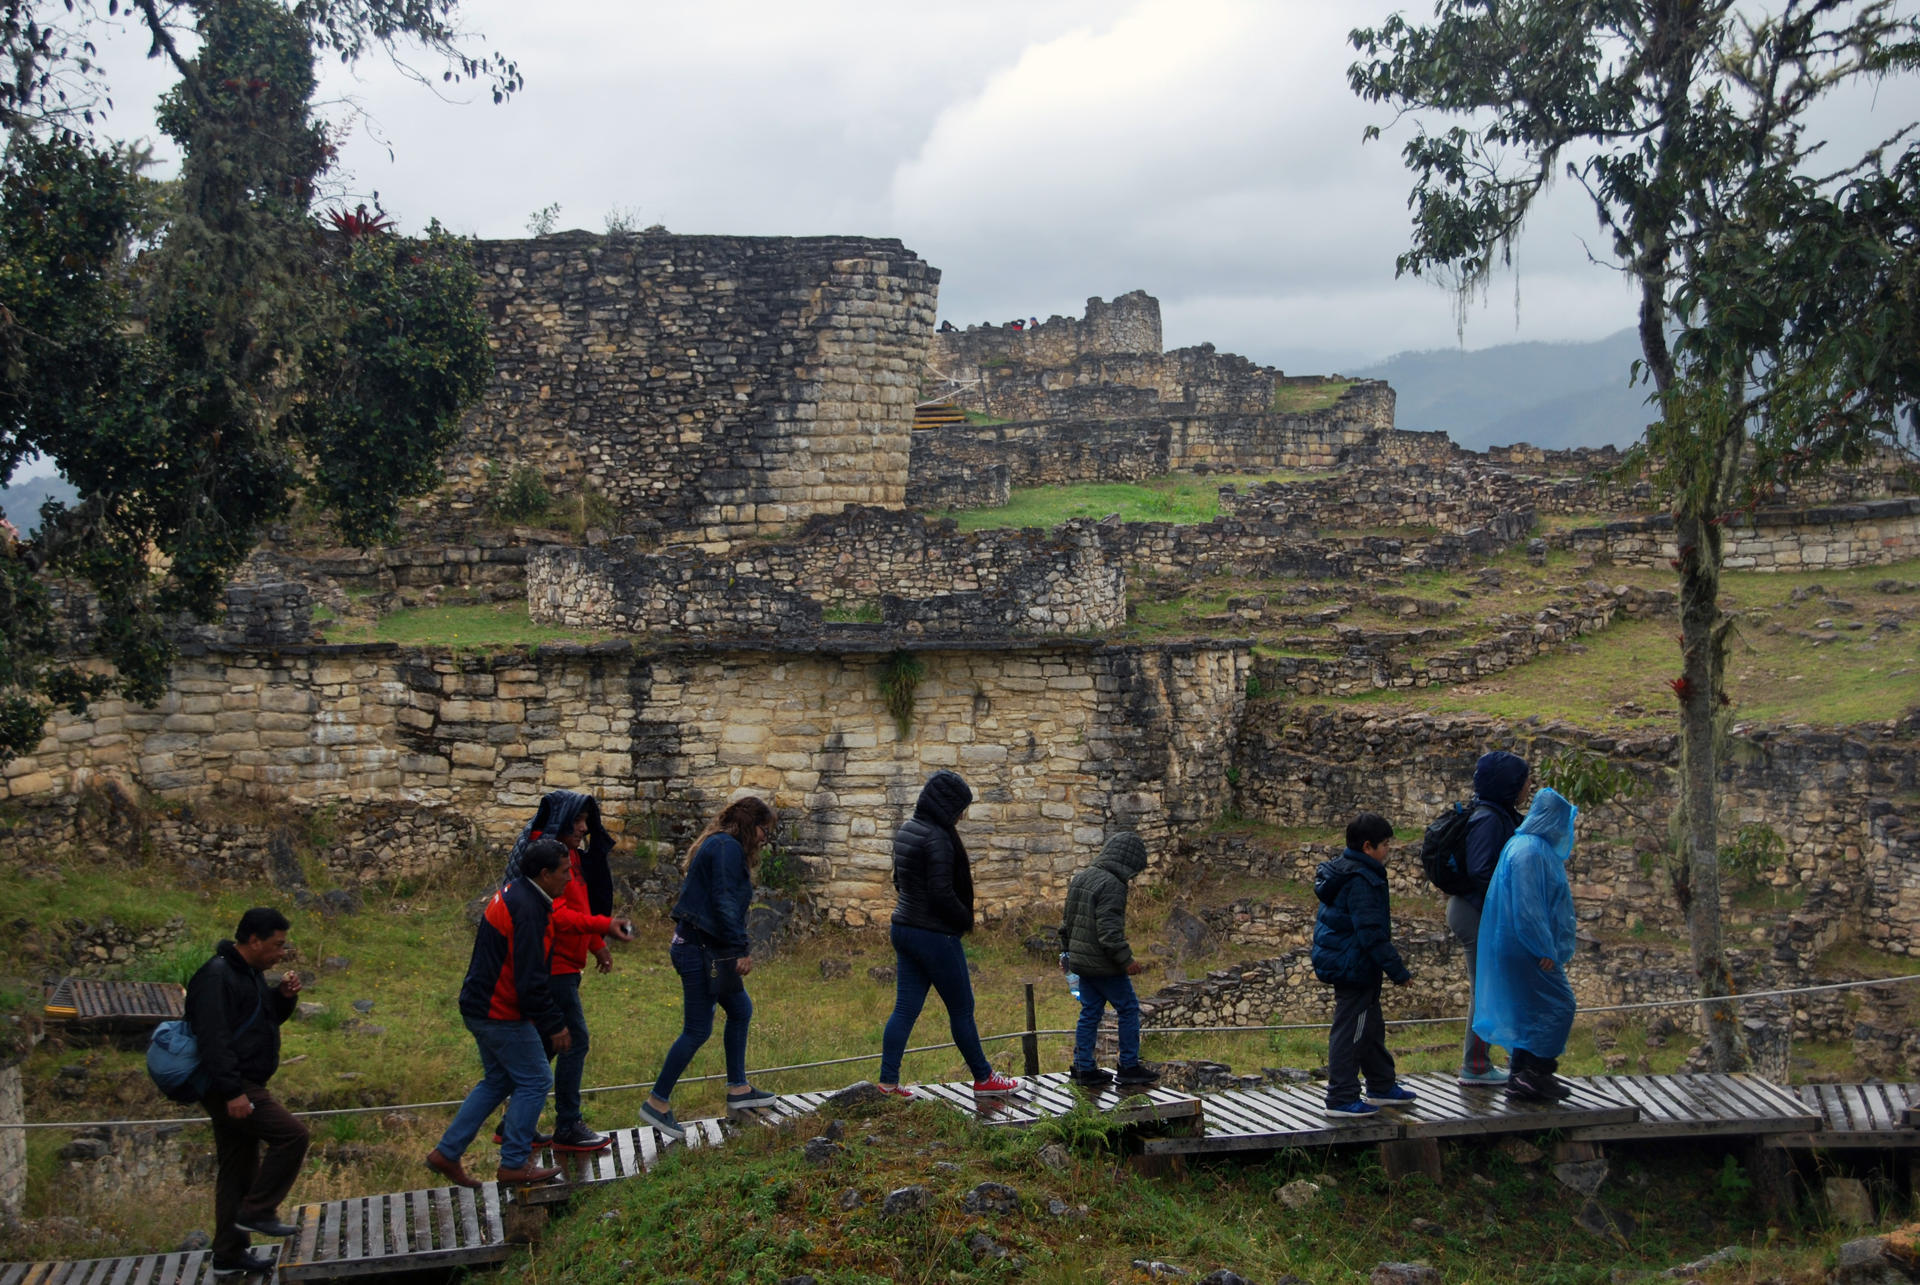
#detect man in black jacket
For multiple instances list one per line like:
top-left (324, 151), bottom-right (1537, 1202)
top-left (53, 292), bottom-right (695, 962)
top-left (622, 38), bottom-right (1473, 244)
top-left (184, 907), bottom-right (306, 1276)
top-left (1450, 751), bottom-right (1530, 1086)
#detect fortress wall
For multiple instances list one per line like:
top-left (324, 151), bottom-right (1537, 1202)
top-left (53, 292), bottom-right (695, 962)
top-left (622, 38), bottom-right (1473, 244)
top-left (1561, 497), bottom-right (1920, 570)
top-left (0, 640), bottom-right (1246, 922)
top-left (413, 232), bottom-right (937, 546)
top-left (931, 290), bottom-right (1162, 374)
top-left (526, 511), bottom-right (1127, 639)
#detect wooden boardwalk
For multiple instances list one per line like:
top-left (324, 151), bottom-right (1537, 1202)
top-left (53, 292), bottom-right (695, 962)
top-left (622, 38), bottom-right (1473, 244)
top-left (42, 979), bottom-right (184, 1028)
top-left (0, 1247), bottom-right (265, 1284)
top-left (1768, 1082), bottom-right (1920, 1149)
top-left (12, 1074), bottom-right (1920, 1284)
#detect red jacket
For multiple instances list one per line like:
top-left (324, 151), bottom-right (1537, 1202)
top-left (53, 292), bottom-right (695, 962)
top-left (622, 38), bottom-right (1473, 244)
top-left (536, 833), bottom-right (616, 976)
top-left (457, 878), bottom-right (564, 1034)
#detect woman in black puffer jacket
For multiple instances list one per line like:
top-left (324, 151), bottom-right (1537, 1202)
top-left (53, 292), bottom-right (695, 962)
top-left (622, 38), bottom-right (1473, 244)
top-left (875, 771), bottom-right (1020, 1098)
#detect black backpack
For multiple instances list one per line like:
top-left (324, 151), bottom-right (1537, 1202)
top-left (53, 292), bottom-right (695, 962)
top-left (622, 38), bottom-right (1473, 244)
top-left (1419, 802), bottom-right (1479, 896)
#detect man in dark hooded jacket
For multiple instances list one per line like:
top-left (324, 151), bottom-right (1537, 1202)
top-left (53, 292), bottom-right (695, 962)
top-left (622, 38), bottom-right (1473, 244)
top-left (185, 907), bottom-right (305, 1276)
top-left (876, 771), bottom-right (1021, 1097)
top-left (1058, 832), bottom-right (1158, 1088)
top-left (1313, 814), bottom-right (1416, 1117)
top-left (1449, 751), bottom-right (1529, 1086)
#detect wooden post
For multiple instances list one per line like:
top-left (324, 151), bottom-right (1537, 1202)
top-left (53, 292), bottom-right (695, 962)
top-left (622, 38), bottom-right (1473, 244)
top-left (1379, 1137), bottom-right (1444, 1183)
top-left (1023, 982), bottom-right (1040, 1078)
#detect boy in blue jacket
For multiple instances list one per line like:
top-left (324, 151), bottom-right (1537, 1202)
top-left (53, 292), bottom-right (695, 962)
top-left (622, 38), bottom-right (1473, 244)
top-left (1313, 813), bottom-right (1418, 1118)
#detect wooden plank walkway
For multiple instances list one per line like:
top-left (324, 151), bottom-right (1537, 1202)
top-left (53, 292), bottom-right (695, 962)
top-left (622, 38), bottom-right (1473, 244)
top-left (1142, 1083), bottom-right (1398, 1156)
top-left (508, 1116), bottom-right (727, 1207)
top-left (1391, 1072), bottom-right (1637, 1139)
top-left (1769, 1082), bottom-right (1920, 1149)
top-left (0, 1247), bottom-right (261, 1284)
top-left (1566, 1074), bottom-right (1819, 1142)
top-left (906, 1072), bottom-right (1202, 1129)
top-left (277, 1181), bottom-right (509, 1280)
top-left (42, 979), bottom-right (184, 1026)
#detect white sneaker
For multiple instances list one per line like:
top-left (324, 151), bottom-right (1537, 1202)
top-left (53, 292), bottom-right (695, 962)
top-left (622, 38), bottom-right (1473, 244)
top-left (1457, 1065), bottom-right (1511, 1086)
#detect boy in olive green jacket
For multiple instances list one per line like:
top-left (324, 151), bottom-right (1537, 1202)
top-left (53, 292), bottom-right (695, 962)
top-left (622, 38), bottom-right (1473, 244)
top-left (1058, 832), bottom-right (1158, 1088)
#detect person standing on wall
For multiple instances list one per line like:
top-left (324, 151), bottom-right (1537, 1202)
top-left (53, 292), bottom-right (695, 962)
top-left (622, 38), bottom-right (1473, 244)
top-left (1473, 788), bottom-right (1581, 1102)
top-left (1449, 750), bottom-right (1530, 1086)
top-left (501, 791), bottom-right (634, 1153)
top-left (639, 796), bottom-right (779, 1140)
top-left (426, 839), bottom-right (571, 1188)
top-left (875, 770), bottom-right (1021, 1099)
top-left (186, 907), bottom-right (308, 1277)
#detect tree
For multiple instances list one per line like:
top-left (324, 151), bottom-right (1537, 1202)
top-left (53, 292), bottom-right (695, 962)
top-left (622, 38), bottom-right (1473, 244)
top-left (0, 0), bottom-right (512, 763)
top-left (1350, 0), bottom-right (1920, 1068)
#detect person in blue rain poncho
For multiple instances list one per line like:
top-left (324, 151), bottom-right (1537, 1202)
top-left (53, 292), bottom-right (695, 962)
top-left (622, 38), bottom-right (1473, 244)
top-left (1471, 787), bottom-right (1579, 1102)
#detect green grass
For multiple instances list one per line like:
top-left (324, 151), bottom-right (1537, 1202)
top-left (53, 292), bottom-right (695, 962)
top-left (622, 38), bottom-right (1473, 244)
top-left (319, 602), bottom-right (617, 649)
top-left (938, 472), bottom-right (1316, 532)
top-left (1270, 379), bottom-right (1355, 415)
top-left (824, 602), bottom-right (883, 624)
top-left (960, 409), bottom-right (1008, 426)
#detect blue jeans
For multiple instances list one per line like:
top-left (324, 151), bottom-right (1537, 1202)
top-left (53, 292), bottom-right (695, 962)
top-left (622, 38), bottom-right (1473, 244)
top-left (551, 972), bottom-right (589, 1127)
top-left (651, 939), bottom-right (752, 1101)
top-left (1073, 972), bottom-right (1141, 1072)
top-left (437, 1018), bottom-right (552, 1168)
top-left (879, 923), bottom-right (991, 1085)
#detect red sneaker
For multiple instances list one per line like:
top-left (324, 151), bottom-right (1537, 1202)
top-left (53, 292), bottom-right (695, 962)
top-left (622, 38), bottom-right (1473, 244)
top-left (971, 1073), bottom-right (1020, 1096)
top-left (877, 1085), bottom-right (914, 1099)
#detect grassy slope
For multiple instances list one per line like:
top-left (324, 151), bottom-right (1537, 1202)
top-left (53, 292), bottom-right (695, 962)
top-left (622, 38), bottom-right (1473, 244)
top-left (936, 473), bottom-right (1316, 532)
top-left (506, 1093), bottom-right (1866, 1285)
top-left (320, 602), bottom-right (615, 648)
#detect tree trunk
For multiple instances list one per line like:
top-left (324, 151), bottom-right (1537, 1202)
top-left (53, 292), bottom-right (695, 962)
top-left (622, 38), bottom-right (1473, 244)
top-left (1673, 505), bottom-right (1745, 1070)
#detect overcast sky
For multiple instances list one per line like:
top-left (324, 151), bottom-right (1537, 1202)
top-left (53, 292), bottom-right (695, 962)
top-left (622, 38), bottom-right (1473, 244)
top-left (71, 0), bottom-right (1920, 375)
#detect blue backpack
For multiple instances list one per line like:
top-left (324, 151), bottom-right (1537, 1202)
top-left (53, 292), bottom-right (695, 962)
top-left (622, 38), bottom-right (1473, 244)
top-left (147, 963), bottom-right (263, 1104)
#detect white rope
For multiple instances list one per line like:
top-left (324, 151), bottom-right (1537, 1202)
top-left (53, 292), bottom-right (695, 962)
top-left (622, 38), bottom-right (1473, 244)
top-left (6, 970), bottom-right (1912, 1131)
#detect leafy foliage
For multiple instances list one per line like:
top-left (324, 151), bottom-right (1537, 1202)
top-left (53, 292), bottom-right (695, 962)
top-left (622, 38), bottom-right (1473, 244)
top-left (878, 650), bottom-right (927, 738)
top-left (1350, 0), bottom-right (1920, 1070)
top-left (0, 0), bottom-right (510, 761)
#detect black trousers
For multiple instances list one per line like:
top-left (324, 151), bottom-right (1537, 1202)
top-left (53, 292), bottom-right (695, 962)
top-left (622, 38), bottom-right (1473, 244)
top-left (1512, 1047), bottom-right (1560, 1076)
top-left (202, 1084), bottom-right (311, 1258)
top-left (1326, 983), bottom-right (1397, 1106)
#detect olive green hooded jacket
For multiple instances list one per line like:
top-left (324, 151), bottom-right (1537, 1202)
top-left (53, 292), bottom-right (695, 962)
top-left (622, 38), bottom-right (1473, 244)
top-left (1058, 832), bottom-right (1149, 977)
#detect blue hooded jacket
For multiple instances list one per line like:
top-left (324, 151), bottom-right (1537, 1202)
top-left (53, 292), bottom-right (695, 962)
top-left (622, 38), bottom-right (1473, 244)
top-left (1471, 787), bottom-right (1579, 1057)
top-left (1311, 848), bottom-right (1412, 988)
top-left (1463, 751), bottom-right (1529, 905)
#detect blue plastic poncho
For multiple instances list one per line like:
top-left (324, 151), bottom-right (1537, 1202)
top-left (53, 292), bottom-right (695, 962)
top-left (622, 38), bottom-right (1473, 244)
top-left (1471, 787), bottom-right (1579, 1058)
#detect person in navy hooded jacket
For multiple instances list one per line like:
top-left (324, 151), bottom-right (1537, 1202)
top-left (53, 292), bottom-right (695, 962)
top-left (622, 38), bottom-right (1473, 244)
top-left (1312, 813), bottom-right (1417, 1118)
top-left (1448, 751), bottom-right (1530, 1086)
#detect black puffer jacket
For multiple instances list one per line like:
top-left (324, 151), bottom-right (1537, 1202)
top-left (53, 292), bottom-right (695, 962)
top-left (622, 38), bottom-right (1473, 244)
top-left (185, 940), bottom-right (296, 1099)
top-left (890, 771), bottom-right (975, 936)
top-left (1059, 833), bottom-right (1148, 975)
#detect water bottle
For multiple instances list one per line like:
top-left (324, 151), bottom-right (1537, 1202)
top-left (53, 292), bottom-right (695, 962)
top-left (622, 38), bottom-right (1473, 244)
top-left (1061, 953), bottom-right (1082, 1001)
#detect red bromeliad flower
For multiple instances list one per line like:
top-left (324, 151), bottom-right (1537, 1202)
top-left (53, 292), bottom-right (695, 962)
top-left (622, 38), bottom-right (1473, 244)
top-left (1669, 677), bottom-right (1692, 704)
top-left (326, 205), bottom-right (396, 239)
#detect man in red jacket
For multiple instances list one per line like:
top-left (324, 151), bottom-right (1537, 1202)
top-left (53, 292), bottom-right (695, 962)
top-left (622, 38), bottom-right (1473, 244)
top-left (504, 791), bottom-right (633, 1152)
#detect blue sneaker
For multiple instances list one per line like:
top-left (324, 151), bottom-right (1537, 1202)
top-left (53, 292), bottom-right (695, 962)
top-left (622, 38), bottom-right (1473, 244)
top-left (1364, 1083), bottom-right (1419, 1107)
top-left (638, 1101), bottom-right (686, 1142)
top-left (1323, 1099), bottom-right (1380, 1119)
top-left (1457, 1066), bottom-right (1510, 1087)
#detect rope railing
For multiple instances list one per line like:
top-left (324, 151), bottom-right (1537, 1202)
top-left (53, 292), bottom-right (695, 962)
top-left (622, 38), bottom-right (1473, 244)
top-left (4, 970), bottom-right (1912, 1131)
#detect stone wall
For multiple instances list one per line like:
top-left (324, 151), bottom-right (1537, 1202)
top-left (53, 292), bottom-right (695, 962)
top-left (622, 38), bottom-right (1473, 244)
top-left (1231, 704), bottom-right (1920, 953)
top-left (907, 392), bottom-right (1398, 506)
top-left (410, 232), bottom-right (937, 547)
top-left (526, 509), bottom-right (1126, 639)
top-left (0, 639), bottom-right (1248, 922)
top-left (932, 291), bottom-right (1163, 372)
top-left (1558, 497), bottom-right (1920, 571)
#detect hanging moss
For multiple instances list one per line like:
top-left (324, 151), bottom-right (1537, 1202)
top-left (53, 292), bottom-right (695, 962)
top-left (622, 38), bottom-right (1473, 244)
top-left (878, 651), bottom-right (927, 739)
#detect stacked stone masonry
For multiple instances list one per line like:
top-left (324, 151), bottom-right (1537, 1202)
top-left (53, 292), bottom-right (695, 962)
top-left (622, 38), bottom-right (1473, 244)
top-left (527, 508), bottom-right (1125, 639)
top-left (1559, 497), bottom-right (1920, 571)
top-left (0, 640), bottom-right (1247, 922)
top-left (415, 232), bottom-right (937, 546)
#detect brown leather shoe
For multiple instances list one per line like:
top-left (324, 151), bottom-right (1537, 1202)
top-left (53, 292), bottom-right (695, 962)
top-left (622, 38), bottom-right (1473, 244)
top-left (424, 1148), bottom-right (482, 1190)
top-left (495, 1162), bottom-right (562, 1185)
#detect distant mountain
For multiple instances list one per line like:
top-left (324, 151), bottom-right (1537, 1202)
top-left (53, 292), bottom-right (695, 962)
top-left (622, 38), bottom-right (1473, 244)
top-left (1352, 328), bottom-right (1656, 451)
top-left (1, 474), bottom-right (78, 535)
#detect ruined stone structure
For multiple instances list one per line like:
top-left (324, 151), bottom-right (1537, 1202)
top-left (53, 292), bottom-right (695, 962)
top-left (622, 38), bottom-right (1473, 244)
top-left (0, 640), bottom-right (1246, 922)
top-left (1559, 496), bottom-right (1920, 571)
top-left (413, 232), bottom-right (937, 547)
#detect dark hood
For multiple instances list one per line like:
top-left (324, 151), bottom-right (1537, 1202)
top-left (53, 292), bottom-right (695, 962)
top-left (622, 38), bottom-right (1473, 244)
top-left (1314, 848), bottom-right (1385, 906)
top-left (504, 790), bottom-right (614, 916)
top-left (1095, 832), bottom-right (1148, 881)
top-left (1473, 751), bottom-right (1530, 809)
top-left (912, 771), bottom-right (973, 829)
